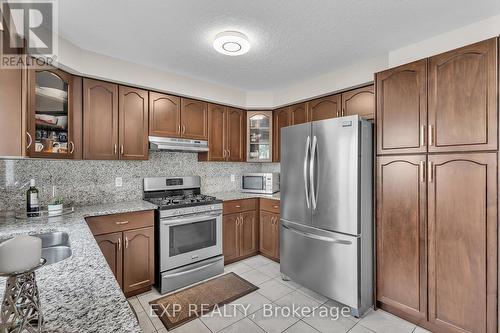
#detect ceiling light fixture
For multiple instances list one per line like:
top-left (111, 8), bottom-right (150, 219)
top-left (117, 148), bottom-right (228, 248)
top-left (213, 31), bottom-right (250, 56)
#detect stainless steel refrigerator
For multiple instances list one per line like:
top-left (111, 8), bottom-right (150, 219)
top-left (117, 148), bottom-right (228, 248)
top-left (280, 115), bottom-right (373, 317)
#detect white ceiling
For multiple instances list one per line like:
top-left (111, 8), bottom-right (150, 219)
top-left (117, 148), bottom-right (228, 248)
top-left (58, 0), bottom-right (500, 91)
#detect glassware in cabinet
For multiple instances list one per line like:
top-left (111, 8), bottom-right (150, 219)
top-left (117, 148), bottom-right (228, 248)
top-left (247, 111), bottom-right (273, 162)
top-left (28, 67), bottom-right (75, 158)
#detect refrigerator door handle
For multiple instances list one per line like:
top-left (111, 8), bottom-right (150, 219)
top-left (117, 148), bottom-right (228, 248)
top-left (303, 136), bottom-right (311, 208)
top-left (282, 224), bottom-right (352, 245)
top-left (310, 135), bottom-right (318, 210)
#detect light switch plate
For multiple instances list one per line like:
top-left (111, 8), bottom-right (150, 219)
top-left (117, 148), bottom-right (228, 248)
top-left (115, 177), bottom-right (123, 187)
top-left (230, 174), bottom-right (235, 182)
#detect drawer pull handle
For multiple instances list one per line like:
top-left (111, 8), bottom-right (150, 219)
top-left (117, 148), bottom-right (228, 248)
top-left (118, 237), bottom-right (121, 251)
top-left (115, 220), bottom-right (129, 225)
top-left (235, 205), bottom-right (241, 208)
top-left (273, 205), bottom-right (279, 209)
top-left (125, 237), bottom-right (129, 249)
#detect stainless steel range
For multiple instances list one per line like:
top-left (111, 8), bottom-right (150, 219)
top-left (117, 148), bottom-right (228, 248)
top-left (143, 176), bottom-right (224, 294)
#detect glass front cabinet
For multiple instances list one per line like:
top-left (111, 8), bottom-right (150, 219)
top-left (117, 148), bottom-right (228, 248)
top-left (247, 111), bottom-right (273, 162)
top-left (27, 67), bottom-right (75, 158)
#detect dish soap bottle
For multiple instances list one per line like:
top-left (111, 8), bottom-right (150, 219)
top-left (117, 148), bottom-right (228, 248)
top-left (26, 179), bottom-right (40, 217)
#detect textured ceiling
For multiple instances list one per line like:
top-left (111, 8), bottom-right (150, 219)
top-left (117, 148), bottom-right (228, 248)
top-left (58, 0), bottom-right (500, 90)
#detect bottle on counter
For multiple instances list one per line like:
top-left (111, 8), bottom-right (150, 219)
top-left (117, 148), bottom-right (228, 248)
top-left (26, 179), bottom-right (40, 217)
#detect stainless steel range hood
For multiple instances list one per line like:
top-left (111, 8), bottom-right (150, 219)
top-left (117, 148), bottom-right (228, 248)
top-left (149, 136), bottom-right (209, 152)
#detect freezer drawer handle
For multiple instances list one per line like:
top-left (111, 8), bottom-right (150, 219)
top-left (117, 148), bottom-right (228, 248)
top-left (303, 136), bottom-right (311, 208)
top-left (282, 224), bottom-right (352, 245)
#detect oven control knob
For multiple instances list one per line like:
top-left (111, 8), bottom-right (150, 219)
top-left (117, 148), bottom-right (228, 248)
top-left (210, 206), bottom-right (214, 210)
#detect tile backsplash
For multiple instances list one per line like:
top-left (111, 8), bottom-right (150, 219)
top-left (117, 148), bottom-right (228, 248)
top-left (0, 152), bottom-right (280, 211)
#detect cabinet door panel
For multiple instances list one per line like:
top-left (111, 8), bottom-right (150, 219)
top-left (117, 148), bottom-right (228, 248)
top-left (290, 103), bottom-right (308, 125)
top-left (376, 155), bottom-right (427, 321)
top-left (273, 107), bottom-right (290, 162)
top-left (83, 79), bottom-right (119, 160)
top-left (205, 104), bottom-right (226, 161)
top-left (0, 63), bottom-right (24, 157)
top-left (119, 86), bottom-right (149, 160)
top-left (181, 98), bottom-right (208, 140)
top-left (223, 213), bottom-right (240, 263)
top-left (342, 85), bottom-right (374, 119)
top-left (240, 211), bottom-right (258, 256)
top-left (123, 227), bottom-right (154, 294)
top-left (29, 68), bottom-right (75, 159)
top-left (428, 38), bottom-right (497, 153)
top-left (428, 153), bottom-right (497, 333)
top-left (259, 211), bottom-right (276, 259)
top-left (309, 94), bottom-right (341, 121)
top-left (376, 60), bottom-right (427, 155)
top-left (95, 232), bottom-right (123, 288)
top-left (227, 107), bottom-right (245, 161)
top-left (149, 92), bottom-right (180, 137)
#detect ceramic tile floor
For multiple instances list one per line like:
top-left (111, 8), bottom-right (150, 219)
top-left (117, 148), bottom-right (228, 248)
top-left (128, 255), bottom-right (431, 333)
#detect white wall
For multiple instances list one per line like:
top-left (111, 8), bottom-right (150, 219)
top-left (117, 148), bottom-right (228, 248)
top-left (53, 14), bottom-right (500, 109)
top-left (389, 14), bottom-right (500, 67)
top-left (271, 56), bottom-right (387, 108)
top-left (56, 37), bottom-right (248, 107)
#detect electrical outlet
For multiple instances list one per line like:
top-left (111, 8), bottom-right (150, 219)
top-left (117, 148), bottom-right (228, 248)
top-left (230, 174), bottom-right (235, 182)
top-left (115, 177), bottom-right (123, 187)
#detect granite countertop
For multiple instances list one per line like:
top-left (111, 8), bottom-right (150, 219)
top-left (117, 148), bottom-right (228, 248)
top-left (0, 200), bottom-right (157, 333)
top-left (207, 191), bottom-right (280, 201)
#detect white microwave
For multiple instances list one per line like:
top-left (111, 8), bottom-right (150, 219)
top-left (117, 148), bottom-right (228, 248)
top-left (241, 173), bottom-right (280, 194)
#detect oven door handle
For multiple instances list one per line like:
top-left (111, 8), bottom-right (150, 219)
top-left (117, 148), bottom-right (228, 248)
top-left (161, 212), bottom-right (221, 226)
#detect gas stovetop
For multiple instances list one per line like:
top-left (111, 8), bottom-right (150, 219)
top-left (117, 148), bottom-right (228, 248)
top-left (143, 176), bottom-right (222, 212)
top-left (145, 194), bottom-right (222, 210)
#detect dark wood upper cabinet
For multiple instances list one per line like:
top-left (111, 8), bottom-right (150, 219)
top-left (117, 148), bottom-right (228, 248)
top-left (204, 103), bottom-right (226, 161)
top-left (239, 210), bottom-right (258, 257)
top-left (289, 102), bottom-right (308, 125)
top-left (181, 98), bottom-right (208, 140)
top-left (28, 68), bottom-right (80, 159)
top-left (0, 61), bottom-right (26, 157)
top-left (376, 155), bottom-right (427, 323)
top-left (427, 153), bottom-right (497, 333)
top-left (83, 79), bottom-right (119, 160)
top-left (223, 213), bottom-right (240, 263)
top-left (95, 232), bottom-right (123, 288)
top-left (149, 92), bottom-right (181, 138)
top-left (308, 94), bottom-right (341, 121)
top-left (226, 107), bottom-right (245, 161)
top-left (122, 227), bottom-right (155, 295)
top-left (118, 86), bottom-right (149, 160)
top-left (428, 38), bottom-right (497, 153)
top-left (273, 107), bottom-right (291, 162)
top-left (376, 60), bottom-right (427, 155)
top-left (342, 85), bottom-right (374, 119)
top-left (199, 105), bottom-right (244, 162)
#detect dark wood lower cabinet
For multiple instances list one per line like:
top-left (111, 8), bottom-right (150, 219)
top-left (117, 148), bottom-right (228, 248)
top-left (95, 232), bottom-right (123, 289)
top-left (239, 211), bottom-right (259, 257)
top-left (259, 211), bottom-right (280, 262)
top-left (223, 213), bottom-right (240, 263)
top-left (377, 153), bottom-right (498, 333)
top-left (427, 153), bottom-right (497, 333)
top-left (376, 155), bottom-right (427, 323)
top-left (123, 227), bottom-right (155, 295)
top-left (87, 210), bottom-right (155, 297)
top-left (223, 208), bottom-right (259, 264)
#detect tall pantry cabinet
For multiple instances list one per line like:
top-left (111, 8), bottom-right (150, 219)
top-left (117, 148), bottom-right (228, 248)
top-left (376, 37), bottom-right (498, 333)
